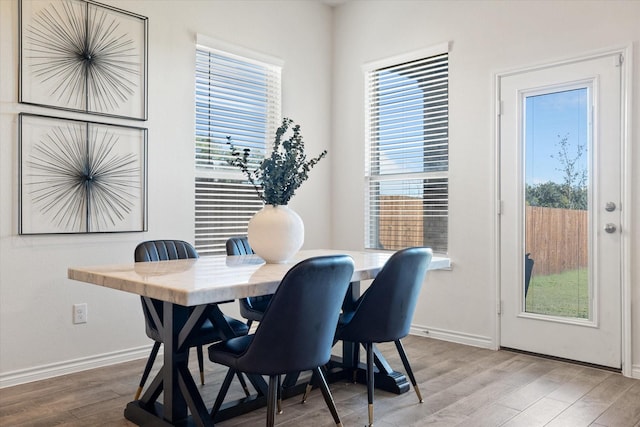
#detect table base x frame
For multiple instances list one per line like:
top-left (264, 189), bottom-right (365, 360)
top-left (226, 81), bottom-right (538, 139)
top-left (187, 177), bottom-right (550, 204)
top-left (124, 299), bottom-right (263, 427)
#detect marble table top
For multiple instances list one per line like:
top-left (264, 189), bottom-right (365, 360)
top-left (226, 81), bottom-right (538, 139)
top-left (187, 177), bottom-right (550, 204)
top-left (68, 249), bottom-right (450, 306)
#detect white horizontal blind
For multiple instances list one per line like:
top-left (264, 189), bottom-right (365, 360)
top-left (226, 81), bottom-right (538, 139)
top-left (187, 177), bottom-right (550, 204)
top-left (365, 51), bottom-right (448, 253)
top-left (195, 45), bottom-right (281, 255)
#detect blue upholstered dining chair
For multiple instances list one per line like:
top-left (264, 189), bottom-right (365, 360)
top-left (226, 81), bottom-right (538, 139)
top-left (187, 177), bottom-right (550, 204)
top-left (329, 247), bottom-right (433, 427)
top-left (208, 255), bottom-right (355, 427)
top-left (225, 236), bottom-right (271, 328)
top-left (133, 240), bottom-right (250, 400)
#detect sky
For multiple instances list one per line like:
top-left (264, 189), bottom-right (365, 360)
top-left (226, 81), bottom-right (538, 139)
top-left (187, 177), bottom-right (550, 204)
top-left (524, 87), bottom-right (589, 186)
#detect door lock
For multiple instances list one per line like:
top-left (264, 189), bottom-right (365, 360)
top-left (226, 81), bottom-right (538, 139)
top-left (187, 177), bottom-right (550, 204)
top-left (604, 223), bottom-right (617, 233)
top-left (605, 202), bottom-right (616, 212)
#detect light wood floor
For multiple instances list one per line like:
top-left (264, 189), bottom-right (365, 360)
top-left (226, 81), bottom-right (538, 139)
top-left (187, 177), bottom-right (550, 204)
top-left (1, 336), bottom-right (639, 426)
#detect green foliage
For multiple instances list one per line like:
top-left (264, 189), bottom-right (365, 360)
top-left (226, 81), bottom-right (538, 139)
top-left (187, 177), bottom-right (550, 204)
top-left (526, 181), bottom-right (588, 210)
top-left (227, 118), bottom-right (327, 206)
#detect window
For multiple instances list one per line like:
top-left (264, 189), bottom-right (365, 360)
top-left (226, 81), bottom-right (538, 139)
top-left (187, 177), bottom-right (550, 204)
top-left (195, 36), bottom-right (281, 255)
top-left (364, 45), bottom-right (449, 253)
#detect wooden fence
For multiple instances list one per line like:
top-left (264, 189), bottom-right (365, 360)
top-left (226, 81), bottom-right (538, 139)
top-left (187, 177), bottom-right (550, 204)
top-left (378, 196), bottom-right (424, 250)
top-left (376, 196), bottom-right (448, 252)
top-left (525, 206), bottom-right (588, 275)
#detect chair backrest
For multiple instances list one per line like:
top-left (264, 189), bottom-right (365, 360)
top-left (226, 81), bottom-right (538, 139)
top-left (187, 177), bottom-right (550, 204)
top-left (238, 255), bottom-right (354, 375)
top-left (134, 240), bottom-right (199, 339)
top-left (226, 236), bottom-right (254, 256)
top-left (338, 247), bottom-right (433, 343)
top-left (135, 240), bottom-right (199, 262)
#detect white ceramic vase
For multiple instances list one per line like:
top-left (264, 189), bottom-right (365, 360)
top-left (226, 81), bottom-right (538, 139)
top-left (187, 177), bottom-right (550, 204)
top-left (248, 205), bottom-right (304, 264)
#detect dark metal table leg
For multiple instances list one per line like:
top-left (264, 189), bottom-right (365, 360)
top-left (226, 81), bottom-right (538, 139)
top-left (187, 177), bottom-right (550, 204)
top-left (124, 300), bottom-right (214, 427)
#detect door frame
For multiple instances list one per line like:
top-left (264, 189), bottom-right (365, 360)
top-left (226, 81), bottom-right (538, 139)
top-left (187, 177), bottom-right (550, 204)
top-left (493, 45), bottom-right (633, 377)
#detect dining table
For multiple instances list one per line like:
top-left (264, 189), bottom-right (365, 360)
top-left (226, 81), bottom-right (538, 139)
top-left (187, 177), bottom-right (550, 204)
top-left (68, 249), bottom-right (450, 426)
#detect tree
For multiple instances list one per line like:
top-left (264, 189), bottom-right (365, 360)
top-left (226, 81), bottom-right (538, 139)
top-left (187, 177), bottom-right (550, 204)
top-left (526, 134), bottom-right (587, 210)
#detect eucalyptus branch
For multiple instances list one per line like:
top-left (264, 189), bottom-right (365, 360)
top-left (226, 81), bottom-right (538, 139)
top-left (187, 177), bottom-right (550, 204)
top-left (227, 137), bottom-right (264, 199)
top-left (227, 118), bottom-right (327, 205)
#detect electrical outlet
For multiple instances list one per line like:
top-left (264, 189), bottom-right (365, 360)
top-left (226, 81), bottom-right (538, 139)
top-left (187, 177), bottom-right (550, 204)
top-left (73, 303), bottom-right (87, 324)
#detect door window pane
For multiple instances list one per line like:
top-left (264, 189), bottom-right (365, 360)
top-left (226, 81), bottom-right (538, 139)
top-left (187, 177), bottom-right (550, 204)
top-left (524, 87), bottom-right (590, 319)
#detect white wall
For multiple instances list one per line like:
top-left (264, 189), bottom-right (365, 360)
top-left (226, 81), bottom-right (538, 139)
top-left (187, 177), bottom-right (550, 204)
top-left (1, 0), bottom-right (638, 387)
top-left (0, 0), bottom-right (334, 385)
top-left (330, 0), bottom-right (640, 376)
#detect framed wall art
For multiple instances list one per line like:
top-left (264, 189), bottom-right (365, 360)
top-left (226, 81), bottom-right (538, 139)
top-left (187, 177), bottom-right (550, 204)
top-left (19, 0), bottom-right (148, 120)
top-left (19, 113), bottom-right (148, 234)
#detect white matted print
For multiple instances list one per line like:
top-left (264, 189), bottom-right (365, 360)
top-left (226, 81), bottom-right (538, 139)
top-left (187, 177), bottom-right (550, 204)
top-left (19, 0), bottom-right (148, 120)
top-left (19, 113), bottom-right (147, 234)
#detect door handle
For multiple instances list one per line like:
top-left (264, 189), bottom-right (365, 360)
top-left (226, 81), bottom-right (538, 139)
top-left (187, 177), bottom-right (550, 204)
top-left (604, 223), bottom-right (617, 233)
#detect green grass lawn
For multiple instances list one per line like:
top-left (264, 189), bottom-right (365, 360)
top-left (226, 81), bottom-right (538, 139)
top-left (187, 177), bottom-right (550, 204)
top-left (525, 268), bottom-right (589, 319)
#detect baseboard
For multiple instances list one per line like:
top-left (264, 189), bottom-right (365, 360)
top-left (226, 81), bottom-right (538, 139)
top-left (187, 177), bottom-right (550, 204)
top-left (410, 324), bottom-right (495, 349)
top-left (631, 364), bottom-right (640, 379)
top-left (0, 345), bottom-right (154, 389)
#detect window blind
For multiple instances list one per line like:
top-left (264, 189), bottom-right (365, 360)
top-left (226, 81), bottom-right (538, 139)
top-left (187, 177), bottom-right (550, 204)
top-left (195, 45), bottom-right (281, 255)
top-left (365, 51), bottom-right (448, 253)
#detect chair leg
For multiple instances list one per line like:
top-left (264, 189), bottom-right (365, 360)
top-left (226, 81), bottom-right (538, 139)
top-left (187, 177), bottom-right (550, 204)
top-left (301, 369), bottom-right (316, 403)
top-left (314, 366), bottom-right (343, 427)
top-left (210, 368), bottom-right (236, 418)
top-left (134, 341), bottom-right (160, 400)
top-left (350, 342), bottom-right (361, 383)
top-left (277, 375), bottom-right (283, 414)
top-left (267, 375), bottom-right (278, 427)
top-left (366, 342), bottom-right (375, 427)
top-left (394, 339), bottom-right (423, 403)
top-left (196, 345), bottom-right (205, 385)
top-left (236, 372), bottom-right (251, 397)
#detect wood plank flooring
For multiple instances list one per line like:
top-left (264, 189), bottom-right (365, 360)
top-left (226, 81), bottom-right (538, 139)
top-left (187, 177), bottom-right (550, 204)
top-left (1, 336), bottom-right (639, 426)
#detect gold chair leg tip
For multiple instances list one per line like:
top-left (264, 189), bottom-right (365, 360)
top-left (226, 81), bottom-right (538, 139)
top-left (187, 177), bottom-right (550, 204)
top-left (415, 386), bottom-right (424, 403)
top-left (301, 384), bottom-right (313, 403)
top-left (134, 386), bottom-right (143, 401)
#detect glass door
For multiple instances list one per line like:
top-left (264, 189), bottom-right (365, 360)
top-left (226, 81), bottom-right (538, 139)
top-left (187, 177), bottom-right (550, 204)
top-left (499, 53), bottom-right (622, 368)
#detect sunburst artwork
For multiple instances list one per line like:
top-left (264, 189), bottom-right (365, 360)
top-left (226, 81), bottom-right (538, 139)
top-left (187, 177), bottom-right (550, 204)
top-left (19, 113), bottom-right (147, 234)
top-left (19, 0), bottom-right (148, 120)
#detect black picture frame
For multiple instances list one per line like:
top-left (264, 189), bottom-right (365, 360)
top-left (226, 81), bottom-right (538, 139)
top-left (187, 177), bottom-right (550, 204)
top-left (19, 0), bottom-right (148, 120)
top-left (19, 113), bottom-right (148, 234)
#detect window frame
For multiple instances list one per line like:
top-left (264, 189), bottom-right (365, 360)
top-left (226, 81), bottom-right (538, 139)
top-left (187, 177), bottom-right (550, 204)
top-left (363, 43), bottom-right (449, 254)
top-left (194, 35), bottom-right (282, 256)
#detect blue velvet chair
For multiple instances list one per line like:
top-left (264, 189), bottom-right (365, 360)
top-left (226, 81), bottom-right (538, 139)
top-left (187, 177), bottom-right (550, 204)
top-left (225, 236), bottom-right (271, 328)
top-left (208, 255), bottom-right (355, 427)
top-left (332, 247), bottom-right (433, 427)
top-left (133, 240), bottom-right (250, 400)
